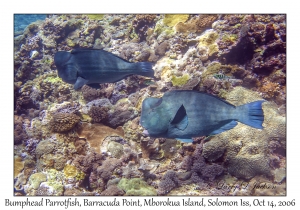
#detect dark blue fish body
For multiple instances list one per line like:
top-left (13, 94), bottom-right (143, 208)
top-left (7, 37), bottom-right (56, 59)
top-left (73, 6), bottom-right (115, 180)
top-left (54, 49), bottom-right (154, 90)
top-left (140, 90), bottom-right (264, 142)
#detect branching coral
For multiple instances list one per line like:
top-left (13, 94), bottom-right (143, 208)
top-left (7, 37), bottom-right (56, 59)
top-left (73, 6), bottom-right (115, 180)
top-left (158, 170), bottom-right (179, 195)
top-left (73, 151), bottom-right (102, 173)
top-left (88, 106), bottom-right (109, 123)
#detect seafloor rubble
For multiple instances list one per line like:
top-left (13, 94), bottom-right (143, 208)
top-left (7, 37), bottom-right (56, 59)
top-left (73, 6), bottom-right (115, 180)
top-left (14, 14), bottom-right (286, 196)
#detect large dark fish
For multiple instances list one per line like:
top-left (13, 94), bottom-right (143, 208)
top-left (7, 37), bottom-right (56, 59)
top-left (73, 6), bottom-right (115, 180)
top-left (54, 49), bottom-right (154, 90)
top-left (140, 90), bottom-right (264, 143)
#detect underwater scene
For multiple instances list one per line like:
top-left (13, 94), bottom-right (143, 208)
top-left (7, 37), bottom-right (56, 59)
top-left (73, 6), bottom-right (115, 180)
top-left (14, 14), bottom-right (286, 196)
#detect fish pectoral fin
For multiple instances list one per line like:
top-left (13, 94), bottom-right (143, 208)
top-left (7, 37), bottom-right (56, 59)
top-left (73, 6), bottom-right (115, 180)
top-left (171, 104), bottom-right (188, 130)
top-left (209, 120), bottom-right (238, 135)
top-left (175, 138), bottom-right (193, 143)
top-left (74, 77), bottom-right (89, 90)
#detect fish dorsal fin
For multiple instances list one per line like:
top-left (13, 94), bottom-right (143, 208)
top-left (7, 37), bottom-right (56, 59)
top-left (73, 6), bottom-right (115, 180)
top-left (209, 120), bottom-right (238, 135)
top-left (171, 104), bottom-right (188, 130)
top-left (74, 76), bottom-right (89, 90)
top-left (166, 90), bottom-right (236, 108)
top-left (71, 48), bottom-right (132, 63)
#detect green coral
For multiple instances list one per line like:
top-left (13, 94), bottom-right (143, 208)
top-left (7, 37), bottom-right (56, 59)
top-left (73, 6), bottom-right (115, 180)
top-left (154, 20), bottom-right (175, 36)
top-left (62, 164), bottom-right (85, 180)
top-left (47, 181), bottom-right (64, 196)
top-left (171, 74), bottom-right (190, 86)
top-left (198, 30), bottom-right (219, 56)
top-left (118, 178), bottom-right (157, 196)
top-left (66, 38), bottom-right (76, 47)
top-left (58, 15), bottom-right (67, 21)
top-left (63, 164), bottom-right (78, 178)
top-left (44, 75), bottom-right (62, 84)
top-left (222, 33), bottom-right (239, 43)
top-left (199, 30), bottom-right (219, 46)
top-left (76, 171), bottom-right (86, 181)
top-left (208, 44), bottom-right (219, 56)
top-left (233, 23), bottom-right (242, 29)
top-left (163, 14), bottom-right (189, 27)
top-left (87, 14), bottom-right (104, 20)
top-left (202, 62), bottom-right (221, 78)
top-left (28, 172), bottom-right (47, 189)
top-left (41, 56), bottom-right (53, 65)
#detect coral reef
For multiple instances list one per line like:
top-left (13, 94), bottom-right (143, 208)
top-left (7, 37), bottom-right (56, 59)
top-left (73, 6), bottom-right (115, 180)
top-left (171, 74), bottom-right (190, 87)
top-left (73, 151), bottom-right (102, 174)
top-left (163, 14), bottom-right (189, 27)
top-left (48, 113), bottom-right (80, 132)
top-left (158, 171), bottom-right (179, 195)
top-left (77, 122), bottom-right (124, 153)
top-left (14, 156), bottom-right (24, 178)
top-left (203, 87), bottom-right (285, 180)
top-left (107, 141), bottom-right (124, 158)
top-left (100, 185), bottom-right (124, 196)
top-left (132, 14), bottom-right (157, 42)
top-left (118, 178), bottom-right (157, 196)
top-left (88, 106), bottom-right (109, 123)
top-left (81, 84), bottom-right (114, 102)
top-left (14, 115), bottom-right (29, 144)
top-left (82, 97), bottom-right (138, 128)
top-left (176, 14), bottom-right (218, 33)
top-left (35, 140), bottom-right (55, 158)
top-left (28, 172), bottom-right (47, 190)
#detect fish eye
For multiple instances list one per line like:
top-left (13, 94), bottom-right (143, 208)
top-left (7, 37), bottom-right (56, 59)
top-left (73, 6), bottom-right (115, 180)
top-left (149, 98), bottom-right (162, 109)
top-left (155, 98), bottom-right (162, 106)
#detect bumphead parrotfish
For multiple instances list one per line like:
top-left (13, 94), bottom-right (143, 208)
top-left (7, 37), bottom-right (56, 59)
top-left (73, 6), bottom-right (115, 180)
top-left (54, 49), bottom-right (154, 90)
top-left (140, 90), bottom-right (264, 143)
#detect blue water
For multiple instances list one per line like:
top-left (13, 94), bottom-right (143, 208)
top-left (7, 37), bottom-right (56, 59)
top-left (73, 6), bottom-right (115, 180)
top-left (14, 14), bottom-right (46, 36)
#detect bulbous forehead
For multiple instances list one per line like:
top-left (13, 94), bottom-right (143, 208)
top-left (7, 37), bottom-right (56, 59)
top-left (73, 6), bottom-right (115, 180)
top-left (142, 97), bottom-right (163, 110)
top-left (54, 51), bottom-right (72, 67)
top-left (141, 97), bottom-right (164, 125)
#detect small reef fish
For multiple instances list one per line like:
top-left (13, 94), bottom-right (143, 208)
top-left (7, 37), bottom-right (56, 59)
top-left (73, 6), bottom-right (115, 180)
top-left (54, 49), bottom-right (154, 90)
top-left (213, 73), bottom-right (231, 80)
top-left (140, 90), bottom-right (264, 143)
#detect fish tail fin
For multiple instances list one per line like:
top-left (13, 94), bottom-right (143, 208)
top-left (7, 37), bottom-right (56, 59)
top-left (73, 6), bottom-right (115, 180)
top-left (137, 62), bottom-right (155, 78)
top-left (236, 100), bottom-right (265, 129)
